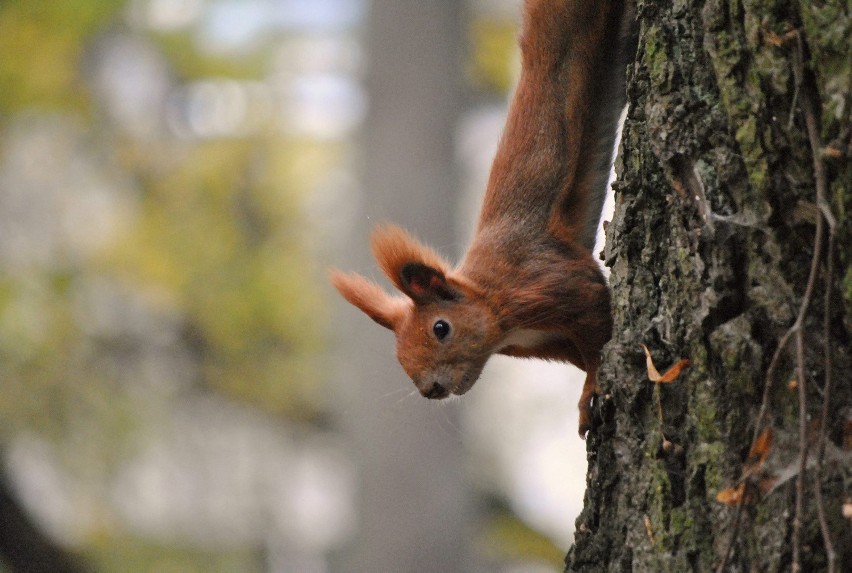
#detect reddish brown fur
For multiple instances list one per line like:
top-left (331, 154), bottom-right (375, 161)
top-left (332, 0), bottom-right (632, 436)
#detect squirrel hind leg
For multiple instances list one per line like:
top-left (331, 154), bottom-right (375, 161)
top-left (577, 365), bottom-right (601, 438)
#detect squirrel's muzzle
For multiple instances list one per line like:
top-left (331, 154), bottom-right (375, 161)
top-left (421, 381), bottom-right (450, 399)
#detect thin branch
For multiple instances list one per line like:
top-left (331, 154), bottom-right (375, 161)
top-left (756, 326), bottom-right (794, 431)
top-left (790, 24), bottom-right (839, 571)
top-left (792, 318), bottom-right (810, 573)
top-left (801, 22), bottom-right (837, 565)
top-left (813, 235), bottom-right (837, 573)
top-left (789, 29), bottom-right (828, 573)
top-left (719, 25), bottom-right (837, 573)
top-left (717, 325), bottom-right (799, 572)
top-left (743, 207), bottom-right (823, 573)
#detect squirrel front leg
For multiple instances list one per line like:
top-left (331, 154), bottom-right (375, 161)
top-left (499, 325), bottom-right (605, 438)
top-left (507, 296), bottom-right (608, 437)
top-left (578, 362), bottom-right (600, 438)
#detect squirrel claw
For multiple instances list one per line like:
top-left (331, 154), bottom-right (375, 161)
top-left (577, 367), bottom-right (599, 438)
top-left (577, 400), bottom-right (594, 438)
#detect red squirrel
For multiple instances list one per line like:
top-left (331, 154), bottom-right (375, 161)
top-left (331, 0), bottom-right (631, 437)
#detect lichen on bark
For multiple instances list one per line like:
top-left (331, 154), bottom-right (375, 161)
top-left (566, 1), bottom-right (850, 571)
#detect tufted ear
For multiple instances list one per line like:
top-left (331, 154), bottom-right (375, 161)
top-left (370, 225), bottom-right (458, 304)
top-left (399, 262), bottom-right (457, 304)
top-left (330, 270), bottom-right (406, 331)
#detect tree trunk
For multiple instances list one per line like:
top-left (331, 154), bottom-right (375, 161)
top-left (330, 1), bottom-right (474, 572)
top-left (567, 1), bottom-right (850, 572)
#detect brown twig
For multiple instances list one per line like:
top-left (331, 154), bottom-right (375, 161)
top-left (792, 316), bottom-right (810, 573)
top-left (732, 216), bottom-right (821, 573)
top-left (789, 28), bottom-right (829, 573)
top-left (718, 24), bottom-right (837, 573)
top-left (802, 25), bottom-right (838, 565)
top-left (757, 328), bottom-right (793, 432)
top-left (813, 235), bottom-right (837, 573)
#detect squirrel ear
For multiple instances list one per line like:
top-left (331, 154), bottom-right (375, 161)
top-left (400, 262), bottom-right (457, 303)
top-left (370, 225), bottom-right (455, 302)
top-left (330, 270), bottom-right (406, 331)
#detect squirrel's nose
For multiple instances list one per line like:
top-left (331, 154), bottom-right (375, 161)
top-left (422, 382), bottom-right (449, 399)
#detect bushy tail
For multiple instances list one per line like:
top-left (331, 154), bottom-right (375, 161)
top-left (485, 0), bottom-right (635, 251)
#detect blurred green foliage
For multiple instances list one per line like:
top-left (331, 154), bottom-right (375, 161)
top-left (478, 509), bottom-right (565, 568)
top-left (155, 32), bottom-right (267, 81)
top-left (467, 17), bottom-right (518, 93)
top-left (0, 0), bottom-right (328, 424)
top-left (88, 535), bottom-right (261, 573)
top-left (0, 1), bottom-right (120, 111)
top-left (107, 137), bottom-right (330, 416)
top-left (0, 0), bottom-right (329, 569)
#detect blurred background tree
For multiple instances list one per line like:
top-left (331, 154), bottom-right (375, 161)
top-left (0, 1), bottom-right (355, 570)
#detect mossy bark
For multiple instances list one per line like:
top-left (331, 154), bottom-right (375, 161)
top-left (566, 1), bottom-right (850, 571)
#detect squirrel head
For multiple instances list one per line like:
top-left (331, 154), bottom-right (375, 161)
top-left (331, 225), bottom-right (501, 399)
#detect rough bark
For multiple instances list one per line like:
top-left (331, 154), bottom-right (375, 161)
top-left (567, 1), bottom-right (850, 572)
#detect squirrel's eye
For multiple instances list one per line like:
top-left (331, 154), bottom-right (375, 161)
top-left (432, 319), bottom-right (451, 341)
